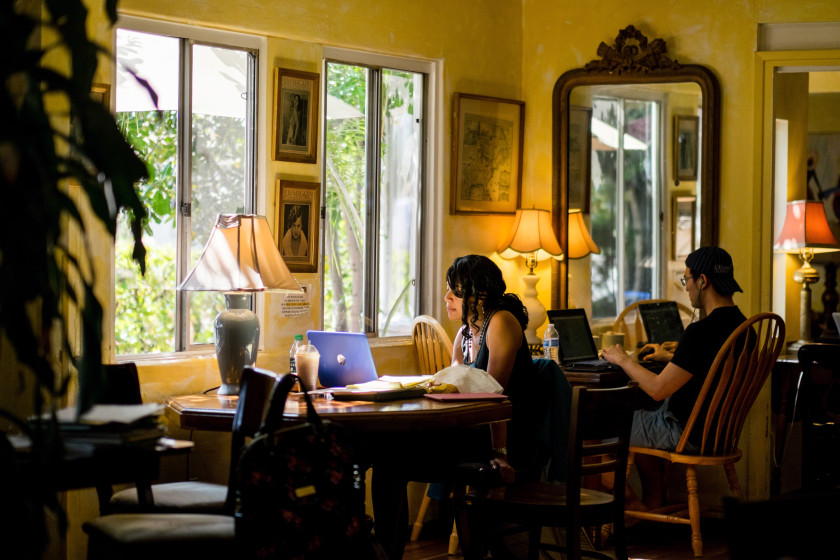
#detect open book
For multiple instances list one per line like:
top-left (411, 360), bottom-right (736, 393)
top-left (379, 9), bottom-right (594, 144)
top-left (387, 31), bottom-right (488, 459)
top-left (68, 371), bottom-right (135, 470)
top-left (344, 375), bottom-right (434, 392)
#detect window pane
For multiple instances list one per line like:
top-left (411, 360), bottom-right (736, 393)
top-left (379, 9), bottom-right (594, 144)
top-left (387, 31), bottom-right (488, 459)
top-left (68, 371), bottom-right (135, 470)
top-left (114, 29), bottom-right (179, 355)
top-left (188, 44), bottom-right (251, 345)
top-left (590, 96), bottom-right (658, 319)
top-left (324, 63), bottom-right (368, 332)
top-left (378, 69), bottom-right (421, 336)
top-left (622, 99), bottom-right (655, 307)
top-left (590, 98), bottom-right (619, 318)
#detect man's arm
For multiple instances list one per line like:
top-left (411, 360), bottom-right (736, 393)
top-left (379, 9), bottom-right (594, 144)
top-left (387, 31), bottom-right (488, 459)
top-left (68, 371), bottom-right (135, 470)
top-left (602, 344), bottom-right (692, 401)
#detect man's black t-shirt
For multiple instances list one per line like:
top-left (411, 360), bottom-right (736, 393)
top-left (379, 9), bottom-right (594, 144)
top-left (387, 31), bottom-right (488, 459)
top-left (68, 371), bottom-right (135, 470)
top-left (668, 306), bottom-right (748, 445)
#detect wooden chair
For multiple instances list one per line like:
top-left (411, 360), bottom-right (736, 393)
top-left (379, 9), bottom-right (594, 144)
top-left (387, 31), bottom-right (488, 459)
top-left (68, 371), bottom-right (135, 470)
top-left (612, 299), bottom-right (693, 350)
top-left (412, 314), bottom-right (453, 375)
top-left (409, 315), bottom-right (458, 551)
top-left (109, 366), bottom-right (279, 514)
top-left (83, 368), bottom-right (289, 559)
top-left (625, 312), bottom-right (785, 557)
top-left (461, 383), bottom-right (638, 560)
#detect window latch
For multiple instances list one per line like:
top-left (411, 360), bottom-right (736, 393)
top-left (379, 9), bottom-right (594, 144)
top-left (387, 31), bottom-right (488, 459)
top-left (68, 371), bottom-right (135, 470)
top-left (180, 202), bottom-right (191, 217)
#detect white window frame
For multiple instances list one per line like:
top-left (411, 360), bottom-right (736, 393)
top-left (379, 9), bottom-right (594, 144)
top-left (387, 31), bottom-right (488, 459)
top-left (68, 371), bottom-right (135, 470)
top-left (113, 16), bottom-right (267, 358)
top-left (320, 47), bottom-right (443, 335)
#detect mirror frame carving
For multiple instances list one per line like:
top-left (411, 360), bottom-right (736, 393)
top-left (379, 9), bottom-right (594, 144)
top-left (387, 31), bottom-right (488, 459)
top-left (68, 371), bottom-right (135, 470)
top-left (551, 25), bottom-right (721, 309)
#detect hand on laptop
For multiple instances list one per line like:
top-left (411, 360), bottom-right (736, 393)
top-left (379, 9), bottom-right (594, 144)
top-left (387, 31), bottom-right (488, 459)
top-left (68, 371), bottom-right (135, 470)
top-left (600, 344), bottom-right (632, 368)
top-left (638, 341), bottom-right (677, 362)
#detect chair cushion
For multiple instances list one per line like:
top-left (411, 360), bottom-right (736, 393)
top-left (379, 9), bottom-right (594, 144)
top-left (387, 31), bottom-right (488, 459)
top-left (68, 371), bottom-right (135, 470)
top-left (83, 514), bottom-right (234, 559)
top-left (110, 481), bottom-right (227, 513)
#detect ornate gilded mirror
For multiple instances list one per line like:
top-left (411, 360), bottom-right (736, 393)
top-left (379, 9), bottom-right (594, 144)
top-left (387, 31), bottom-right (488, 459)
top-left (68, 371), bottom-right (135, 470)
top-left (551, 26), bottom-right (720, 313)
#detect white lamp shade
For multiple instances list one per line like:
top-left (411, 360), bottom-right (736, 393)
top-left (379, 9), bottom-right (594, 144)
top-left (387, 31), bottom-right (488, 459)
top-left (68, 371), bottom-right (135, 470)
top-left (498, 208), bottom-right (564, 262)
top-left (179, 214), bottom-right (301, 292)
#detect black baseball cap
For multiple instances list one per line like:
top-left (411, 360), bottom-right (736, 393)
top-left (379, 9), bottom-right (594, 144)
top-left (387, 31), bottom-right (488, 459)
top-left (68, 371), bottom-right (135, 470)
top-left (685, 246), bottom-right (743, 294)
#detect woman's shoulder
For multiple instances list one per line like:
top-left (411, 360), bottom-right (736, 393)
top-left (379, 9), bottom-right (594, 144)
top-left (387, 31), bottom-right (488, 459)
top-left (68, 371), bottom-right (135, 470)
top-left (487, 308), bottom-right (523, 333)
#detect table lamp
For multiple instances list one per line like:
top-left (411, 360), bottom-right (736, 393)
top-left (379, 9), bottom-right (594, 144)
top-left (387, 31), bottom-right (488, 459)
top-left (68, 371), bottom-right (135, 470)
top-left (773, 200), bottom-right (839, 349)
top-left (567, 209), bottom-right (600, 259)
top-left (179, 214), bottom-right (301, 394)
top-left (498, 208), bottom-right (564, 345)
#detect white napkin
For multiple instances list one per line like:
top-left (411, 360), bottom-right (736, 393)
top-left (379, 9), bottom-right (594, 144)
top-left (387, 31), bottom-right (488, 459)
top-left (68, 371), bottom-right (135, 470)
top-left (432, 364), bottom-right (503, 394)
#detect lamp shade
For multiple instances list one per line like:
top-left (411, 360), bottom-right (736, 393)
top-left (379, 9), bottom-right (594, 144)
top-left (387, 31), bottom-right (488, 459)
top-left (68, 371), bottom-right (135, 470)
top-left (179, 214), bottom-right (301, 292)
top-left (773, 200), bottom-right (840, 254)
top-left (567, 209), bottom-right (600, 259)
top-left (498, 208), bottom-right (564, 262)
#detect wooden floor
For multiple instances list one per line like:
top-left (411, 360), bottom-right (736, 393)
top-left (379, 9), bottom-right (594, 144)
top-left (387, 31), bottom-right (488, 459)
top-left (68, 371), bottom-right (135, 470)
top-left (403, 518), bottom-right (730, 560)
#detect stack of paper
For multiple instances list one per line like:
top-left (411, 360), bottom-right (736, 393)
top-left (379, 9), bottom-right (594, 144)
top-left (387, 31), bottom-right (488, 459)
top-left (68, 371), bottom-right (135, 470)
top-left (345, 375), bottom-right (434, 391)
top-left (51, 404), bottom-right (165, 446)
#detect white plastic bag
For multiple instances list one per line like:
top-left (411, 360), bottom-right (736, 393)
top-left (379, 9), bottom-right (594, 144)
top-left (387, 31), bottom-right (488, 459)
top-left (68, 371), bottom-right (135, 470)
top-left (432, 364), bottom-right (503, 394)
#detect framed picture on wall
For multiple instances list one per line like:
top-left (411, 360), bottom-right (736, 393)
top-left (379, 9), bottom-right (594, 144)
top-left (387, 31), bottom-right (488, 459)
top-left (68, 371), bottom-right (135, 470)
top-left (274, 180), bottom-right (320, 273)
top-left (272, 68), bottom-right (320, 164)
top-left (672, 195), bottom-right (696, 259)
top-left (674, 115), bottom-right (699, 182)
top-left (568, 106), bottom-right (592, 213)
top-left (450, 92), bottom-right (523, 214)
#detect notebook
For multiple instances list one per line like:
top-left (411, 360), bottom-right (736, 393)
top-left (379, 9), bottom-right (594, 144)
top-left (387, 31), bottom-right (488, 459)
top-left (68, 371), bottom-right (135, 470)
top-left (638, 301), bottom-right (685, 344)
top-left (546, 309), bottom-right (620, 372)
top-left (304, 331), bottom-right (380, 388)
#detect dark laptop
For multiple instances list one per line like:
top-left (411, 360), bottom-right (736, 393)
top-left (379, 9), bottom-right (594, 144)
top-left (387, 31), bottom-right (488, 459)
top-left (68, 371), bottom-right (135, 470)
top-left (546, 309), bottom-right (620, 372)
top-left (638, 301), bottom-right (685, 344)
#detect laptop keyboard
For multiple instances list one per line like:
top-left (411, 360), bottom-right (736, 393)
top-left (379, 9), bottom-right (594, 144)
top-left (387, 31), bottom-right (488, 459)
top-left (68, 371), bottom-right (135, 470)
top-left (566, 358), bottom-right (620, 372)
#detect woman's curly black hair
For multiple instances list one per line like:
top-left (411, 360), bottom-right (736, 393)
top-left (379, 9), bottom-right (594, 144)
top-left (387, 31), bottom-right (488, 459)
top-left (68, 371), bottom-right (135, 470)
top-left (446, 254), bottom-right (528, 332)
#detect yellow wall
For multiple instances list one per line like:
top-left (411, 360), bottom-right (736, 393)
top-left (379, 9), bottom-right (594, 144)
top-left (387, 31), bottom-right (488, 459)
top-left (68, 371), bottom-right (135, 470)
top-left (43, 0), bottom-right (840, 557)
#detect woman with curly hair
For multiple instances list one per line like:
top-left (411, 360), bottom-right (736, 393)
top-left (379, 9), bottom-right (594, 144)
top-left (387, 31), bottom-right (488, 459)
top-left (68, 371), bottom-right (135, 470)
top-left (445, 254), bottom-right (538, 483)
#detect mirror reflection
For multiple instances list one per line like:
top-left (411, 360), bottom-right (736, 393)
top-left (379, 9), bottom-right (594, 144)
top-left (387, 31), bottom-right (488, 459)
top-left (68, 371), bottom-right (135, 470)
top-left (551, 26), bottom-right (720, 318)
top-left (570, 82), bottom-right (703, 319)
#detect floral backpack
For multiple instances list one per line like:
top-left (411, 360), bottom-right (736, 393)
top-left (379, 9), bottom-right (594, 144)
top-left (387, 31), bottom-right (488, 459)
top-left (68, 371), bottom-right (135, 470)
top-left (235, 373), bottom-right (372, 559)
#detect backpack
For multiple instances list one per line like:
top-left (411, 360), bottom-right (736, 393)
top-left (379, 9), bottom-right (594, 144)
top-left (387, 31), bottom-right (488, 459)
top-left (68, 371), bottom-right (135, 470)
top-left (235, 373), bottom-right (370, 559)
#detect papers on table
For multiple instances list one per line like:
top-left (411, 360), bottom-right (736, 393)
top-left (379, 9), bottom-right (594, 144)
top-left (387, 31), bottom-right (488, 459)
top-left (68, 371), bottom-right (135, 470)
top-left (46, 404), bottom-right (165, 446)
top-left (345, 375), bottom-right (434, 391)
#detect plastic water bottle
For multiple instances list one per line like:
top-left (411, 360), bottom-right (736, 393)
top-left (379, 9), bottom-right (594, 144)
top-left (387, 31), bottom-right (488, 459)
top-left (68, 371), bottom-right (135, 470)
top-left (289, 334), bottom-right (304, 374)
top-left (543, 323), bottom-right (560, 365)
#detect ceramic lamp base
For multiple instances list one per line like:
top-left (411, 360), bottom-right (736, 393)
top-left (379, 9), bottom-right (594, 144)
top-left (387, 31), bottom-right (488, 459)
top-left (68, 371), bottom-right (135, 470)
top-left (521, 273), bottom-right (546, 346)
top-left (215, 294), bottom-right (260, 395)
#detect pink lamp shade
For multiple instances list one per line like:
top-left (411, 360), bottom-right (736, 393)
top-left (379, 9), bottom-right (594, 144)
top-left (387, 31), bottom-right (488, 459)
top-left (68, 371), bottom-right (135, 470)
top-left (180, 214), bottom-right (301, 292)
top-left (567, 209), bottom-right (600, 259)
top-left (498, 208), bottom-right (564, 262)
top-left (773, 200), bottom-right (839, 254)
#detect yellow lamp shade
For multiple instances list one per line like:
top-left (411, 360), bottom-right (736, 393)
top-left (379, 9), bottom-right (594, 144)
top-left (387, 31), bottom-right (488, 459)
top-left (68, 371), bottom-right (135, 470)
top-left (567, 209), bottom-right (600, 259)
top-left (497, 208), bottom-right (564, 262)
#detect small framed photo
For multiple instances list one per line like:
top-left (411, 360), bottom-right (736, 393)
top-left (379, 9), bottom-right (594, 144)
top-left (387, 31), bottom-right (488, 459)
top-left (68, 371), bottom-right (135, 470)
top-left (273, 68), bottom-right (320, 164)
top-left (274, 180), bottom-right (320, 273)
top-left (674, 115), bottom-right (699, 182)
top-left (450, 93), bottom-right (523, 214)
top-left (672, 195), bottom-right (696, 259)
top-left (568, 106), bottom-right (592, 213)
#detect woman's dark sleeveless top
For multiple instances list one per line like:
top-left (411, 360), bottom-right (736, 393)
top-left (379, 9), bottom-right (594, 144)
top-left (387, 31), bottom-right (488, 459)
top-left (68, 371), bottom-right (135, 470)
top-left (462, 310), bottom-right (540, 478)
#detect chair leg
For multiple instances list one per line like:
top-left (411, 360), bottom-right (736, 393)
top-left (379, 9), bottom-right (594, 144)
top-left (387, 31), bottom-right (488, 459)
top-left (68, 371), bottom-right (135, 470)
top-left (447, 519), bottom-right (459, 555)
top-left (528, 527), bottom-right (542, 560)
top-left (410, 490), bottom-right (434, 541)
top-left (723, 462), bottom-right (744, 501)
top-left (685, 465), bottom-right (703, 557)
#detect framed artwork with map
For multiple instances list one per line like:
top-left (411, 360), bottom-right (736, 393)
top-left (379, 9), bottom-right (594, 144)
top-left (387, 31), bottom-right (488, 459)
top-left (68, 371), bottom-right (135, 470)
top-left (450, 93), bottom-right (524, 214)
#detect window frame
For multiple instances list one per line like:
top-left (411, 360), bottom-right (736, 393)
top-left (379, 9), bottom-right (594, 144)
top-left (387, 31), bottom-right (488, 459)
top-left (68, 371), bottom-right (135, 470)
top-left (113, 16), bottom-right (265, 358)
top-left (320, 47), bottom-right (443, 336)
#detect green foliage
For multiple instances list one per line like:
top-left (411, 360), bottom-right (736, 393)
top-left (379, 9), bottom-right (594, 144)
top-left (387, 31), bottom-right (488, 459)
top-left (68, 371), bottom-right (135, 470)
top-left (0, 0), bottom-right (149, 555)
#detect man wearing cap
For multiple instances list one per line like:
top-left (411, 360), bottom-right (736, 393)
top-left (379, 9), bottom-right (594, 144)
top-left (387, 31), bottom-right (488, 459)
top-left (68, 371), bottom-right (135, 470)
top-left (601, 246), bottom-right (746, 504)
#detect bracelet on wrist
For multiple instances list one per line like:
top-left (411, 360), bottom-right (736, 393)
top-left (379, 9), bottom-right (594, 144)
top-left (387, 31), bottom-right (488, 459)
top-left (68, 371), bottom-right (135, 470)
top-left (492, 447), bottom-right (508, 456)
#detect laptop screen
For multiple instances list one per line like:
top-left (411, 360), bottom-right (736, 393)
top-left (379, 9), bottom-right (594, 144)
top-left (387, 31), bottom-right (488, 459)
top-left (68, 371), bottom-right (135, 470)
top-left (304, 331), bottom-right (380, 387)
top-left (638, 301), bottom-right (685, 344)
top-left (546, 309), bottom-right (599, 363)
